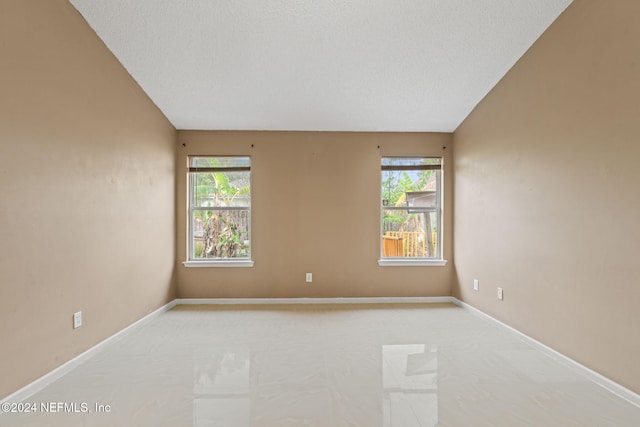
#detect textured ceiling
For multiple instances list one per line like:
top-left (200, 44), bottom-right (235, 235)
top-left (69, 0), bottom-right (572, 132)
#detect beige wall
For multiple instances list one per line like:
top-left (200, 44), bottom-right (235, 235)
top-left (453, 0), bottom-right (640, 393)
top-left (0, 0), bottom-right (176, 399)
top-left (177, 131), bottom-right (452, 298)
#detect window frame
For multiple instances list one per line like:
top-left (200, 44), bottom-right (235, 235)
top-left (378, 156), bottom-right (446, 267)
top-left (184, 155), bottom-right (254, 268)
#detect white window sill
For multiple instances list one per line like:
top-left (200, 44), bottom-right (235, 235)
top-left (378, 259), bottom-right (448, 267)
top-left (183, 260), bottom-right (254, 268)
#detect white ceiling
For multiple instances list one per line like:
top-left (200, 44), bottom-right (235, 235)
top-left (69, 0), bottom-right (572, 132)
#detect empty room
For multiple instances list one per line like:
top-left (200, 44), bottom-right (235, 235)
top-left (1, 0), bottom-right (639, 425)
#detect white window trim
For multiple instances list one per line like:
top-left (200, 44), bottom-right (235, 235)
top-left (378, 259), bottom-right (447, 267)
top-left (183, 260), bottom-right (254, 268)
top-left (187, 156), bottom-right (253, 264)
top-left (380, 157), bottom-right (443, 263)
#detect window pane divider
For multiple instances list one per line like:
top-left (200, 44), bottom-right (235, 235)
top-left (382, 207), bottom-right (438, 212)
top-left (381, 165), bottom-right (441, 171)
top-left (191, 206), bottom-right (250, 211)
top-left (189, 167), bottom-right (250, 173)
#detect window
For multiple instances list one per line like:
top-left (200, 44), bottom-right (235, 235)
top-left (380, 157), bottom-right (443, 265)
top-left (187, 156), bottom-right (252, 266)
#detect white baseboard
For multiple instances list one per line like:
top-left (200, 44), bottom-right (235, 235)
top-left (176, 296), bottom-right (455, 305)
top-left (0, 300), bottom-right (177, 405)
top-left (451, 298), bottom-right (640, 409)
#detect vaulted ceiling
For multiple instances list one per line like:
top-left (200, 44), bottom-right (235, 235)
top-left (69, 0), bottom-right (572, 132)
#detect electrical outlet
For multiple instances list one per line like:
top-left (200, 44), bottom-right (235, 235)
top-left (73, 311), bottom-right (82, 329)
top-left (306, 273), bottom-right (312, 283)
top-left (473, 279), bottom-right (479, 291)
top-left (497, 287), bottom-right (503, 300)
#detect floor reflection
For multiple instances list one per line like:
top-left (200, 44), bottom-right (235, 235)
top-left (193, 347), bottom-right (250, 426)
top-left (383, 344), bottom-right (438, 426)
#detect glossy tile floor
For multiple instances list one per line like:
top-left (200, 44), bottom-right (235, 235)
top-left (2, 303), bottom-right (640, 426)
